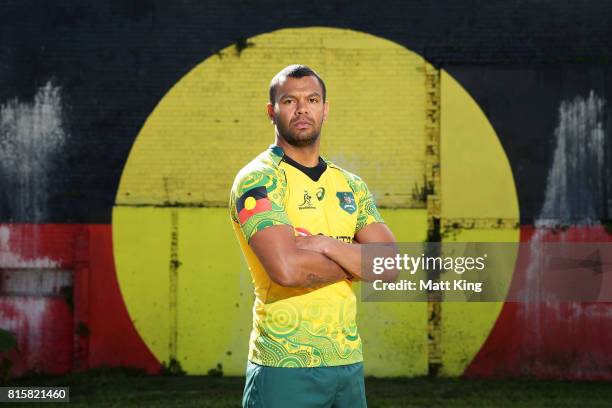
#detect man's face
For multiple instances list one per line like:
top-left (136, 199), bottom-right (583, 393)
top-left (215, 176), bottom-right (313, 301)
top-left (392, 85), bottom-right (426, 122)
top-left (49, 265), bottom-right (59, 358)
top-left (268, 76), bottom-right (328, 147)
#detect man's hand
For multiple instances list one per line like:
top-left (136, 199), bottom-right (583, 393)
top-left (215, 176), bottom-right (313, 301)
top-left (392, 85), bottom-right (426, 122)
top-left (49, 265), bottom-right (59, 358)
top-left (295, 234), bottom-right (334, 254)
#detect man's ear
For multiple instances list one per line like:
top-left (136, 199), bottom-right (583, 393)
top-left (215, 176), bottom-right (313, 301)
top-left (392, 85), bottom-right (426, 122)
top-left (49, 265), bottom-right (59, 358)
top-left (267, 102), bottom-right (275, 124)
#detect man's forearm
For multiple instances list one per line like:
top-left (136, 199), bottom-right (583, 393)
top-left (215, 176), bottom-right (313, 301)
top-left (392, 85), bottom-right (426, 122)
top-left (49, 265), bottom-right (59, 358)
top-left (294, 225), bottom-right (398, 282)
top-left (284, 248), bottom-right (351, 288)
top-left (322, 239), bottom-right (398, 282)
top-left (322, 240), bottom-right (363, 279)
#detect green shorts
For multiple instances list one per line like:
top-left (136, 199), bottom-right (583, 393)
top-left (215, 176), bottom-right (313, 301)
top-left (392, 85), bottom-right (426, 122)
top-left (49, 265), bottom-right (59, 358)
top-left (242, 361), bottom-right (367, 408)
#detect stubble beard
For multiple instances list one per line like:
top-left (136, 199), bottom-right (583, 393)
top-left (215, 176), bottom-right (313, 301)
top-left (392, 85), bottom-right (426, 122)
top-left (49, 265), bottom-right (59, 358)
top-left (276, 116), bottom-right (322, 147)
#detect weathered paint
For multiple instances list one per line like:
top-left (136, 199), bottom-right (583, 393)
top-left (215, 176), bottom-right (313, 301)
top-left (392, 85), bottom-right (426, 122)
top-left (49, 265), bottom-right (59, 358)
top-left (539, 91), bottom-right (606, 224)
top-left (0, 223), bottom-right (74, 375)
top-left (0, 225), bottom-right (60, 269)
top-left (0, 269), bottom-right (72, 296)
top-left (464, 226), bottom-right (612, 380)
top-left (0, 296), bottom-right (72, 376)
top-left (0, 224), bottom-right (161, 376)
top-left (0, 82), bottom-right (66, 222)
top-left (424, 62), bottom-right (442, 374)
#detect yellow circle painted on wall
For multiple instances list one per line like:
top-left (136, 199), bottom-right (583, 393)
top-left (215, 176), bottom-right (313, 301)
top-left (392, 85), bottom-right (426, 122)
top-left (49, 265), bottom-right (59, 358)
top-left (112, 27), bottom-right (520, 376)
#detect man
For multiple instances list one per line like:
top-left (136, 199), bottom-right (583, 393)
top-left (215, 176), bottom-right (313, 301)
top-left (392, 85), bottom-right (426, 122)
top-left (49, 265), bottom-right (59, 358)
top-left (229, 64), bottom-right (396, 408)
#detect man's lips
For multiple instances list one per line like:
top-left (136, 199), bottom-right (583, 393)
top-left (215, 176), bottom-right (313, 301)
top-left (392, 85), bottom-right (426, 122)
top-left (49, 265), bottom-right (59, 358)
top-left (293, 120), bottom-right (312, 129)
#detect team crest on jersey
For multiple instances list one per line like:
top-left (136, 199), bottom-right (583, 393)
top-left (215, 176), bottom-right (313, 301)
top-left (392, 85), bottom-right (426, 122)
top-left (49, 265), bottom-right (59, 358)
top-left (336, 192), bottom-right (356, 214)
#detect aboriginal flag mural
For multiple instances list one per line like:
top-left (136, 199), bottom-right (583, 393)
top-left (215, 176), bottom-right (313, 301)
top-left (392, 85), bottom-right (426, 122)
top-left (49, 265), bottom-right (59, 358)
top-left (1, 1), bottom-right (612, 379)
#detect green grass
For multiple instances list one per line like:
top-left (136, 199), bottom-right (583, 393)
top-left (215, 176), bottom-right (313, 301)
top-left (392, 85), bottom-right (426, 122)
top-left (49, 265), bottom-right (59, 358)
top-left (5, 367), bottom-right (612, 407)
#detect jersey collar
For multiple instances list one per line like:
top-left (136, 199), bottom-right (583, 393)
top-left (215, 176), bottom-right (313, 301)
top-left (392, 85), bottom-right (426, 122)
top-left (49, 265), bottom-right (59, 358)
top-left (267, 144), bottom-right (340, 170)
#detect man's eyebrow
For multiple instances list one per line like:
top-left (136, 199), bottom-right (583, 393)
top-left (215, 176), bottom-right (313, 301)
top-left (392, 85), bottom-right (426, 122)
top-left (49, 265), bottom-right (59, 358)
top-left (279, 92), bottom-right (322, 100)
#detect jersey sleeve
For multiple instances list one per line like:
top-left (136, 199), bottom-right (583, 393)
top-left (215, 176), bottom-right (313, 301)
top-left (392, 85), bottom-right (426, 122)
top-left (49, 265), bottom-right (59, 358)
top-left (229, 169), bottom-right (292, 242)
top-left (351, 176), bottom-right (384, 234)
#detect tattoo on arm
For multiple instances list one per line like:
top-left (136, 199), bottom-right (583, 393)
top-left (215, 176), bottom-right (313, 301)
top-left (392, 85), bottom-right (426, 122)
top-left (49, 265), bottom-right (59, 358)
top-left (306, 273), bottom-right (325, 288)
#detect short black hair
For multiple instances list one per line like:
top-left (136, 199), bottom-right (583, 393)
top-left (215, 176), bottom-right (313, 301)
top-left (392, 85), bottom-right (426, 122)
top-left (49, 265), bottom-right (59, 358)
top-left (269, 64), bottom-right (326, 105)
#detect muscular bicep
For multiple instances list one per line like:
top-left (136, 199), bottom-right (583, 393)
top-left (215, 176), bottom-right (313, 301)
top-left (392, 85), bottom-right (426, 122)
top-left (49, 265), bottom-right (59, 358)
top-left (355, 222), bottom-right (396, 244)
top-left (249, 225), bottom-right (299, 286)
top-left (355, 223), bottom-right (398, 282)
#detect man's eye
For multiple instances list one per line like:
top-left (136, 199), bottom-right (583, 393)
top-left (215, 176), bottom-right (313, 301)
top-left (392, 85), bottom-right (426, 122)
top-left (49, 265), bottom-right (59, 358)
top-left (310, 98), bottom-right (319, 103)
top-left (283, 100), bottom-right (294, 104)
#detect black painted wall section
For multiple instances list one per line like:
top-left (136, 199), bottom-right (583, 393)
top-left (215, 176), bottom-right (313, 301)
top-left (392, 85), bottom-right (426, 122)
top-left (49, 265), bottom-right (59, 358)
top-left (0, 0), bottom-right (611, 223)
top-left (447, 65), bottom-right (612, 223)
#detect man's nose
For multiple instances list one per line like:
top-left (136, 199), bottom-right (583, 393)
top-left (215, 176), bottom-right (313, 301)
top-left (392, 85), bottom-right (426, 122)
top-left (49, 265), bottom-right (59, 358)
top-left (295, 99), bottom-right (308, 114)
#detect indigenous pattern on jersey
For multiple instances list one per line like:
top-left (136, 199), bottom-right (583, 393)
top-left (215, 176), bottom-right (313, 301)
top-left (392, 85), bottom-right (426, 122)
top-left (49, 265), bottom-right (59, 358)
top-left (229, 144), bottom-right (384, 367)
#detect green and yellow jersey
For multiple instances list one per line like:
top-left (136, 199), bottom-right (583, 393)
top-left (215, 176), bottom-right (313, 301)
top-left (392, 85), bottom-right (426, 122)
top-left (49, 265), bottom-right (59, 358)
top-left (229, 144), bottom-right (384, 367)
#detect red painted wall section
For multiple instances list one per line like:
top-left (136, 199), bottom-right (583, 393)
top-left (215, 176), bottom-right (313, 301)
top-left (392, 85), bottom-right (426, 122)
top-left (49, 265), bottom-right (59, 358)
top-left (87, 224), bottom-right (160, 373)
top-left (0, 224), bottom-right (77, 268)
top-left (4, 223), bottom-right (612, 378)
top-left (464, 225), bottom-right (612, 380)
top-left (0, 224), bottom-right (161, 376)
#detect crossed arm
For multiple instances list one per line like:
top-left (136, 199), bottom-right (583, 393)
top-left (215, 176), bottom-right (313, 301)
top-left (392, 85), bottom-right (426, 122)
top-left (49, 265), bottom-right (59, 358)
top-left (249, 223), bottom-right (397, 288)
